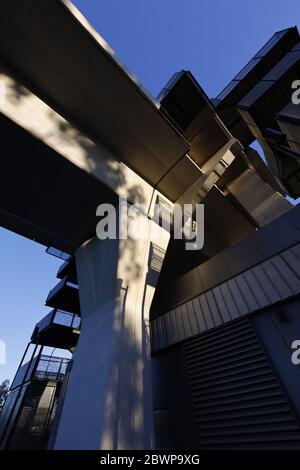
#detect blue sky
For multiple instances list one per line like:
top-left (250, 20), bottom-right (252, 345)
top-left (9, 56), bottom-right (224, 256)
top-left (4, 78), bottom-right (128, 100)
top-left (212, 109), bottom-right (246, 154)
top-left (1, 0), bottom-right (300, 383)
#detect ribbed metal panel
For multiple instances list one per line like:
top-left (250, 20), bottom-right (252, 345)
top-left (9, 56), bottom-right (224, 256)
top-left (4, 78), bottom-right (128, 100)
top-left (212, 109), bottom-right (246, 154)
top-left (183, 318), bottom-right (300, 450)
top-left (151, 243), bottom-right (300, 352)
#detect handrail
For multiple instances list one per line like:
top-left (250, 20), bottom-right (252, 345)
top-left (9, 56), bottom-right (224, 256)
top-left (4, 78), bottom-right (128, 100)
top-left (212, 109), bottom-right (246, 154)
top-left (35, 310), bottom-right (81, 333)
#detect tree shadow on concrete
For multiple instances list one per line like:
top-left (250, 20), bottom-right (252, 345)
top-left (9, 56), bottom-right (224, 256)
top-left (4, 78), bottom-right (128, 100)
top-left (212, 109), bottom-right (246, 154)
top-left (2, 66), bottom-right (168, 449)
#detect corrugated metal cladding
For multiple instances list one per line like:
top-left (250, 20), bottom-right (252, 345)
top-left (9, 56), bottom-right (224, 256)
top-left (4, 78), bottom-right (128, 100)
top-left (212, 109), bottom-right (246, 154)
top-left (184, 318), bottom-right (300, 450)
top-left (151, 242), bottom-right (300, 353)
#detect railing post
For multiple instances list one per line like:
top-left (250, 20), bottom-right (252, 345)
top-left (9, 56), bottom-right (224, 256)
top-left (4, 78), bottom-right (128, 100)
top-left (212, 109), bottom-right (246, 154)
top-left (0, 342), bottom-right (42, 448)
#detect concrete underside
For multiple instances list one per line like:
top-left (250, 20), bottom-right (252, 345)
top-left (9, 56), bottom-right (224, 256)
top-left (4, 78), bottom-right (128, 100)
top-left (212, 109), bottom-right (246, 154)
top-left (0, 112), bottom-right (118, 253)
top-left (0, 0), bottom-right (193, 200)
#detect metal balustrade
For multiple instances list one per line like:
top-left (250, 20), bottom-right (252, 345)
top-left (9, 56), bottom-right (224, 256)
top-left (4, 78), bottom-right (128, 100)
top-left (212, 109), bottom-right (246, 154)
top-left (11, 355), bottom-right (70, 390)
top-left (34, 310), bottom-right (81, 335)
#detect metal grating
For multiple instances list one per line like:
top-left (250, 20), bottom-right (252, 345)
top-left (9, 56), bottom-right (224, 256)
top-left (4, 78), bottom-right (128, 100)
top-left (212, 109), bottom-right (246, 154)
top-left (183, 318), bottom-right (300, 450)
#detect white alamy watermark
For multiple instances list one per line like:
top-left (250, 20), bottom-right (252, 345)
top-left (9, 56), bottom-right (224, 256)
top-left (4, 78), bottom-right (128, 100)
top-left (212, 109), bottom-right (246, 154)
top-left (291, 340), bottom-right (300, 365)
top-left (291, 80), bottom-right (300, 105)
top-left (96, 197), bottom-right (204, 251)
top-left (0, 340), bottom-right (6, 365)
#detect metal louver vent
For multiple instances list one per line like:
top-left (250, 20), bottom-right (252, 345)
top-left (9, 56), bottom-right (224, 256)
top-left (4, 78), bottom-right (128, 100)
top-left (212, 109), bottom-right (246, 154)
top-left (184, 318), bottom-right (300, 450)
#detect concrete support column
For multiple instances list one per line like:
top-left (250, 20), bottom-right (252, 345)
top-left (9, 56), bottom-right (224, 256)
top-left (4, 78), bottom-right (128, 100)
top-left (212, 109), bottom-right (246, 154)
top-left (52, 209), bottom-right (169, 449)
